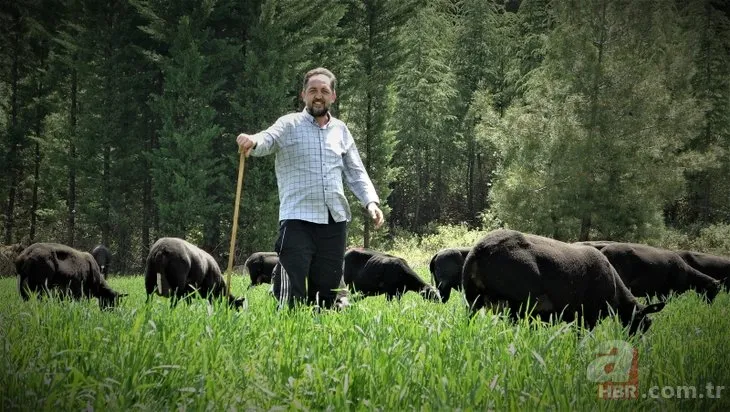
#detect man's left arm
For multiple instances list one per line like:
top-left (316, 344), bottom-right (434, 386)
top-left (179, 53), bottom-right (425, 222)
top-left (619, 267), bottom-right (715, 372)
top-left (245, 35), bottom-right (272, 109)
top-left (342, 128), bottom-right (384, 228)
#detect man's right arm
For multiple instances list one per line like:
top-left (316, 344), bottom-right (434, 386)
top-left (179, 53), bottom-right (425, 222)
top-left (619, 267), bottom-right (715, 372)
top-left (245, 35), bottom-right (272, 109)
top-left (236, 117), bottom-right (287, 157)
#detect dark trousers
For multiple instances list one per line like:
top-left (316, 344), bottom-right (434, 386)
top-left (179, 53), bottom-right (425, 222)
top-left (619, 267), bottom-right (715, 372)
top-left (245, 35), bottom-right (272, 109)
top-left (272, 213), bottom-right (348, 309)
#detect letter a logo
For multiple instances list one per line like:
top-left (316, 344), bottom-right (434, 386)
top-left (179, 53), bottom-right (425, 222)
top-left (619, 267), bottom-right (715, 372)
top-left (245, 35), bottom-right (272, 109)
top-left (586, 340), bottom-right (634, 383)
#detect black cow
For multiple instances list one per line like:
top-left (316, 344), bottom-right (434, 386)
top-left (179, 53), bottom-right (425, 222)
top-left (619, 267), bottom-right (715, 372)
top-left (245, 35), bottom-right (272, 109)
top-left (144, 237), bottom-right (245, 309)
top-left (675, 250), bottom-right (730, 289)
top-left (243, 252), bottom-right (279, 288)
top-left (599, 243), bottom-right (721, 302)
top-left (344, 248), bottom-right (440, 301)
top-left (429, 247), bottom-right (471, 302)
top-left (462, 230), bottom-right (664, 334)
top-left (91, 244), bottom-right (112, 278)
top-left (15, 242), bottom-right (126, 310)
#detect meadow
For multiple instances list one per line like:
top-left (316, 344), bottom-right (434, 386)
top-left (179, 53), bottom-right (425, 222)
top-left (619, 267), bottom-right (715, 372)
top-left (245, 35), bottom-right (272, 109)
top-left (2, 237), bottom-right (730, 411)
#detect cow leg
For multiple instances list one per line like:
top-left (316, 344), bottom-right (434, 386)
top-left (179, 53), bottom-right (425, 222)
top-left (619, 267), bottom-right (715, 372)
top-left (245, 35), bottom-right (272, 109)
top-left (462, 267), bottom-right (486, 316)
top-left (170, 287), bottom-right (188, 308)
top-left (18, 275), bottom-right (31, 301)
top-left (144, 261), bottom-right (158, 297)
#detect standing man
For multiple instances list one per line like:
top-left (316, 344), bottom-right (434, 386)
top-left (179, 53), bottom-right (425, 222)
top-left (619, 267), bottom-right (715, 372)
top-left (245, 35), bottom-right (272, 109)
top-left (236, 67), bottom-right (384, 309)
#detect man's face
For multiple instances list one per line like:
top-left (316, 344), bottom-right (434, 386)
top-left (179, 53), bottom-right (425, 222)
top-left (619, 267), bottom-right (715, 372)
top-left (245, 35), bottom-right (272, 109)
top-left (302, 74), bottom-right (336, 117)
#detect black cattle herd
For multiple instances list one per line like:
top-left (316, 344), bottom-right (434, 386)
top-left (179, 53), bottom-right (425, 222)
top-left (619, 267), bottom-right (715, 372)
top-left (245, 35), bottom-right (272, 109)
top-left (9, 229), bottom-right (729, 334)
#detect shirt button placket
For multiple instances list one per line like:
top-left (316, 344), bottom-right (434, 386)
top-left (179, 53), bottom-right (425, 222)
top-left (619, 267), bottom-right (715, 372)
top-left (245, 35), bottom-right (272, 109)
top-left (320, 128), bottom-right (328, 219)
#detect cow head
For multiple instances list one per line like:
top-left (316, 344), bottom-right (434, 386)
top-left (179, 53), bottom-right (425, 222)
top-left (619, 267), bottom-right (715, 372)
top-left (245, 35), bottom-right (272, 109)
top-left (703, 280), bottom-right (722, 303)
top-left (419, 285), bottom-right (442, 302)
top-left (228, 295), bottom-right (247, 310)
top-left (436, 285), bottom-right (451, 303)
top-left (628, 302), bottom-right (665, 335)
top-left (98, 289), bottom-right (128, 311)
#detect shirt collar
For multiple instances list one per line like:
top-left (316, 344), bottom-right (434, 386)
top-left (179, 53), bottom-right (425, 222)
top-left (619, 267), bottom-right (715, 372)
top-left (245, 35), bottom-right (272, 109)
top-left (302, 108), bottom-right (331, 127)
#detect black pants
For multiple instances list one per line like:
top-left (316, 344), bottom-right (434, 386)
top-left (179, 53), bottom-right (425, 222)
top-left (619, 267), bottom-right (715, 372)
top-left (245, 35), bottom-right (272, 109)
top-left (272, 213), bottom-right (348, 309)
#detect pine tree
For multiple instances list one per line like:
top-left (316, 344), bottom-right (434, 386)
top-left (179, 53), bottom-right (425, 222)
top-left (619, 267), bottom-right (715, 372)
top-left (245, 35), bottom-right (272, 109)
top-left (390, 0), bottom-right (458, 233)
top-left (449, 0), bottom-right (515, 226)
top-left (338, 0), bottom-right (417, 247)
top-left (140, 3), bottom-right (227, 242)
top-left (676, 0), bottom-right (730, 229)
top-left (486, 0), bottom-right (704, 241)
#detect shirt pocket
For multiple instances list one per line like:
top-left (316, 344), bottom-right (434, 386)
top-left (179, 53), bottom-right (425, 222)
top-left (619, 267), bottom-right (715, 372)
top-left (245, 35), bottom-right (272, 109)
top-left (323, 128), bottom-right (346, 165)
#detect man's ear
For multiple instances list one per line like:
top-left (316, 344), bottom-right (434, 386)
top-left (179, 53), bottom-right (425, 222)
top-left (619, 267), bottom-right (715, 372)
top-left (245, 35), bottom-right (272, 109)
top-left (331, 90), bottom-right (337, 103)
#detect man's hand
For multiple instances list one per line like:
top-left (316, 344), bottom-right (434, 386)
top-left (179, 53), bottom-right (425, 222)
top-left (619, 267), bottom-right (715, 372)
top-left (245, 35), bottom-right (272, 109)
top-left (236, 133), bottom-right (256, 157)
top-left (367, 202), bottom-right (384, 229)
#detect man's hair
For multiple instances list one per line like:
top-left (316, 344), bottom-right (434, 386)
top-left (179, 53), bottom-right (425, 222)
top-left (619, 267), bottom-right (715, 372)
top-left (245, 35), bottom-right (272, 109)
top-left (303, 67), bottom-right (336, 92)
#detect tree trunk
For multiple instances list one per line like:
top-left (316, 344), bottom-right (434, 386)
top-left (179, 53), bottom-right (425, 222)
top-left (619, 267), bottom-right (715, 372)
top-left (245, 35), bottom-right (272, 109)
top-left (30, 67), bottom-right (44, 242)
top-left (67, 67), bottom-right (78, 246)
top-left (4, 16), bottom-right (20, 244)
top-left (102, 145), bottom-right (111, 244)
top-left (579, 215), bottom-right (591, 241)
top-left (435, 145), bottom-right (443, 221)
top-left (363, 90), bottom-right (372, 249)
top-left (580, 0), bottom-right (607, 240)
top-left (466, 133), bottom-right (475, 224)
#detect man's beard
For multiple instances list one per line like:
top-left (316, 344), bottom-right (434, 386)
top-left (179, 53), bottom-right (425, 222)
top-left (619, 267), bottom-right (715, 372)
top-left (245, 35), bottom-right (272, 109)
top-left (307, 101), bottom-right (329, 117)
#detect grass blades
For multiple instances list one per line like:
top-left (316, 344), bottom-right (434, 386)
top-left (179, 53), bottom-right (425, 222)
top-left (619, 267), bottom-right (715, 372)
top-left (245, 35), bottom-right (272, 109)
top-left (1, 273), bottom-right (729, 411)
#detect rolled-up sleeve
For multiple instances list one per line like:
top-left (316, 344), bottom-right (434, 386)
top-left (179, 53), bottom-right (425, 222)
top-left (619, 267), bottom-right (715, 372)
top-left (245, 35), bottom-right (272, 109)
top-left (250, 117), bottom-right (287, 157)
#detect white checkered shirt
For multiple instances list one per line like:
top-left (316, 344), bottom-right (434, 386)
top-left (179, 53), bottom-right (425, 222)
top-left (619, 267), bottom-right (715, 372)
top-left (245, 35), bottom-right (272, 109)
top-left (250, 109), bottom-right (380, 224)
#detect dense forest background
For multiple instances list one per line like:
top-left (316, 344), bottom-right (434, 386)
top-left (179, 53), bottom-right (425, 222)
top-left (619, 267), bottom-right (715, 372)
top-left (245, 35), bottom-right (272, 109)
top-left (1, 0), bottom-right (729, 273)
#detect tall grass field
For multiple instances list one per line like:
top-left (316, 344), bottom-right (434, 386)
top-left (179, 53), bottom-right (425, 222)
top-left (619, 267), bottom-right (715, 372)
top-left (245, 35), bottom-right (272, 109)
top-left (2, 252), bottom-right (730, 411)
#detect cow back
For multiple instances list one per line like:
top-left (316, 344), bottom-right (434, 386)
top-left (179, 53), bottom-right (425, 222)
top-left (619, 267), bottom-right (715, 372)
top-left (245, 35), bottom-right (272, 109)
top-left (676, 250), bottom-right (730, 285)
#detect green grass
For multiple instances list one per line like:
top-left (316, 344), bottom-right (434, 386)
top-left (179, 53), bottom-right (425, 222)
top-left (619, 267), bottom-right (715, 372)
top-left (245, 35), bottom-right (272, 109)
top-left (2, 267), bottom-right (730, 411)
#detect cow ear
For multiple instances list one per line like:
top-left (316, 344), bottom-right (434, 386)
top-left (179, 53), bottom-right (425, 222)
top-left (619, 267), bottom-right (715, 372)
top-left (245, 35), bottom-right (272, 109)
top-left (641, 302), bottom-right (665, 315)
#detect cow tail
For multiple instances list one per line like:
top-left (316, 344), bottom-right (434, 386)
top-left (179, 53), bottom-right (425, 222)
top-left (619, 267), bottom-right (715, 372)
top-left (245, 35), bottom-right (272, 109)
top-left (242, 255), bottom-right (252, 276)
top-left (159, 253), bottom-right (170, 296)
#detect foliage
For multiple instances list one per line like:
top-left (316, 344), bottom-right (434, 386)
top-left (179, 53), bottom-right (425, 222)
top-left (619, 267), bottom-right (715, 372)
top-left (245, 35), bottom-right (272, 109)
top-left (1, 0), bottom-right (730, 271)
top-left (485, 0), bottom-right (706, 242)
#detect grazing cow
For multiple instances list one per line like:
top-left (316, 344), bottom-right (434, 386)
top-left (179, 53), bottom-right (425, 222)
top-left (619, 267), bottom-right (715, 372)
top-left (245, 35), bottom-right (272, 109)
top-left (675, 250), bottom-right (730, 289)
top-left (15, 242), bottom-right (126, 310)
top-left (429, 247), bottom-right (471, 302)
top-left (243, 252), bottom-right (279, 288)
top-left (91, 244), bottom-right (112, 278)
top-left (462, 229), bottom-right (664, 334)
top-left (344, 248), bottom-right (440, 301)
top-left (144, 237), bottom-right (245, 309)
top-left (599, 243), bottom-right (721, 302)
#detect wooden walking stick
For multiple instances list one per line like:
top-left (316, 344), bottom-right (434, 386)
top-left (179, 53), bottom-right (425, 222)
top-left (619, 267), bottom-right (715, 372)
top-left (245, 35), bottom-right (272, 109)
top-left (226, 147), bottom-right (246, 297)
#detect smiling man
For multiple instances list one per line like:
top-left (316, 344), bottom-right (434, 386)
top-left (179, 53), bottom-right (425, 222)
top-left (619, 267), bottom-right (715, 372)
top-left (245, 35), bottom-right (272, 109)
top-left (236, 67), bottom-right (384, 310)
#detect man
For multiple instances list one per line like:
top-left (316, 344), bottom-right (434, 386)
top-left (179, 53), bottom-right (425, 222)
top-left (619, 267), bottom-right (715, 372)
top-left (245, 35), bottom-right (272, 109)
top-left (236, 67), bottom-right (384, 310)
